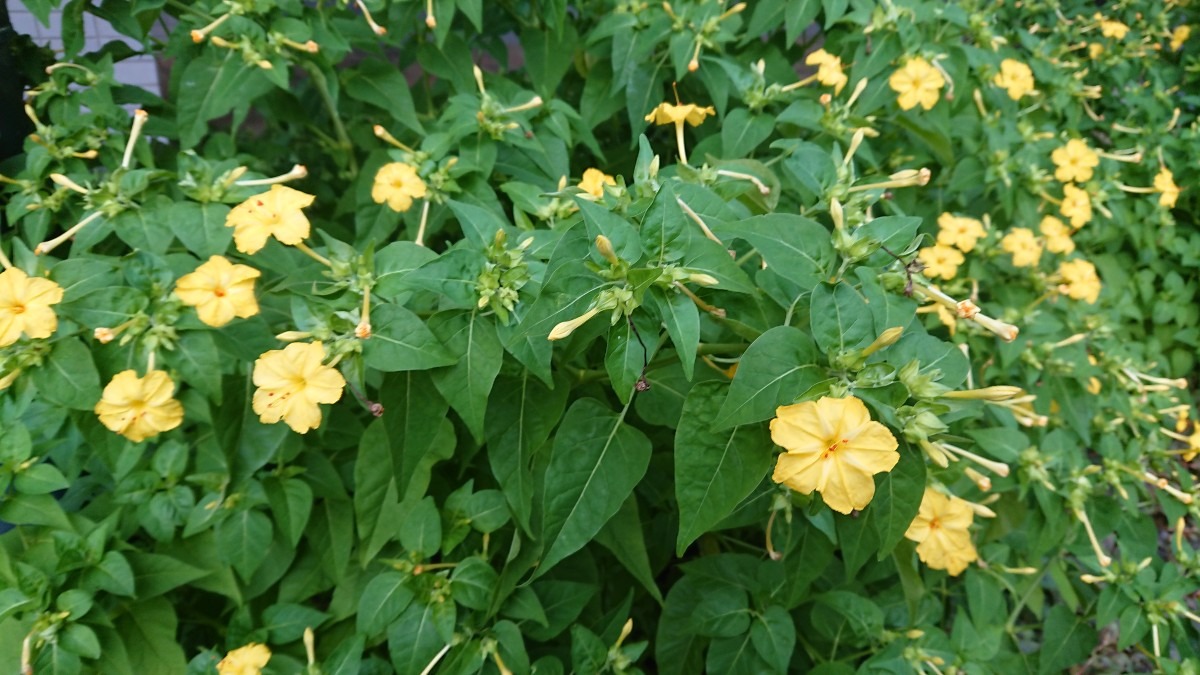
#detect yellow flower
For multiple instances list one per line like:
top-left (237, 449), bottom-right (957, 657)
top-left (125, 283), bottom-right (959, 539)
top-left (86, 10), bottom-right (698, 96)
top-left (644, 101), bottom-right (715, 127)
top-left (1170, 25), bottom-right (1191, 51)
top-left (936, 213), bottom-right (986, 252)
top-left (1098, 16), bottom-right (1129, 40)
top-left (904, 488), bottom-right (979, 576)
top-left (578, 168), bottom-right (615, 199)
top-left (1050, 139), bottom-right (1099, 183)
top-left (252, 341), bottom-right (346, 433)
top-left (918, 244), bottom-right (964, 280)
top-left (1154, 168), bottom-right (1180, 208)
top-left (1039, 216), bottom-right (1075, 255)
top-left (0, 267), bottom-right (64, 347)
top-left (174, 256), bottom-right (261, 328)
top-left (94, 370), bottom-right (185, 442)
top-left (1000, 228), bottom-right (1043, 267)
top-left (0, 369), bottom-right (20, 390)
top-left (1088, 43), bottom-right (1105, 59)
top-left (217, 643), bottom-right (271, 675)
top-left (371, 162), bottom-right (428, 213)
top-left (1057, 259), bottom-right (1101, 304)
top-left (226, 185), bottom-right (316, 254)
top-left (770, 396), bottom-right (900, 515)
top-left (1060, 184), bottom-right (1093, 229)
top-left (805, 49), bottom-right (848, 94)
top-left (888, 57), bottom-right (945, 111)
top-left (992, 59), bottom-right (1034, 100)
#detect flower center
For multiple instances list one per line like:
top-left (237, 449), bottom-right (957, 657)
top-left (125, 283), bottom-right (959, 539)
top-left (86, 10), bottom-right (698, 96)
top-left (822, 438), bottom-right (850, 459)
top-left (212, 286), bottom-right (227, 298)
top-left (928, 517), bottom-right (941, 531)
top-left (10, 303), bottom-right (26, 314)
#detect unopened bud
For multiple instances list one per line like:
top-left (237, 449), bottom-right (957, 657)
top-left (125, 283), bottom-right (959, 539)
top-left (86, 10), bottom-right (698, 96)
top-left (275, 331), bottom-right (312, 342)
top-left (595, 235), bottom-right (619, 265)
top-left (942, 386), bottom-right (1024, 401)
top-left (548, 306), bottom-right (602, 341)
top-left (830, 198), bottom-right (844, 230)
top-left (688, 273), bottom-right (719, 287)
top-left (862, 326), bottom-right (904, 357)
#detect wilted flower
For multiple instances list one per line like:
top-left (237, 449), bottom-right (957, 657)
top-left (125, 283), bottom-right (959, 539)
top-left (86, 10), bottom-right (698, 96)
top-left (770, 396), bottom-right (900, 514)
top-left (904, 488), bottom-right (979, 576)
top-left (372, 162), bottom-right (428, 212)
top-left (992, 59), bottom-right (1034, 100)
top-left (918, 244), bottom-right (964, 280)
top-left (1001, 228), bottom-right (1043, 267)
top-left (217, 643), bottom-right (271, 675)
top-left (252, 342), bottom-right (346, 433)
top-left (94, 370), bottom-right (185, 442)
top-left (1051, 139), bottom-right (1099, 183)
top-left (225, 184), bottom-right (316, 254)
top-left (888, 57), bottom-right (945, 111)
top-left (174, 256), bottom-right (261, 327)
top-left (0, 267), bottom-right (64, 347)
top-left (936, 213), bottom-right (986, 252)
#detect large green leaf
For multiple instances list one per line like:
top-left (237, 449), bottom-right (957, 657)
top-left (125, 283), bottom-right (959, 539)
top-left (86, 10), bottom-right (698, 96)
top-left (428, 311), bottom-right (503, 442)
top-left (30, 338), bottom-right (100, 410)
top-left (675, 382), bottom-right (772, 554)
top-left (714, 326), bottom-right (821, 429)
top-left (363, 304), bottom-right (457, 371)
top-left (176, 51), bottom-right (275, 148)
top-left (343, 58), bottom-right (424, 135)
top-left (538, 398), bottom-right (652, 576)
top-left (810, 281), bottom-right (875, 356)
top-left (716, 214), bottom-right (834, 289)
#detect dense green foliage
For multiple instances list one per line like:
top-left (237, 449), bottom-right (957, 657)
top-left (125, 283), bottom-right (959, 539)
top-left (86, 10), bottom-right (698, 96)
top-left (2, 0), bottom-right (1200, 673)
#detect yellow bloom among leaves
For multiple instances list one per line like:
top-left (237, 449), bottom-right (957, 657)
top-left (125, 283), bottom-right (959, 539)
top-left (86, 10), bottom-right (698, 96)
top-left (1097, 15), bottom-right (1129, 40)
top-left (372, 162), bottom-right (428, 213)
top-left (578, 168), bottom-right (616, 199)
top-left (888, 57), bottom-right (945, 111)
top-left (644, 101), bottom-right (715, 127)
top-left (226, 184), bottom-right (316, 254)
top-left (1170, 25), bottom-right (1191, 52)
top-left (1057, 259), bottom-right (1101, 304)
top-left (1155, 168), bottom-right (1180, 208)
top-left (992, 59), bottom-right (1034, 100)
top-left (174, 256), bottom-right (261, 328)
top-left (0, 267), bottom-right (64, 347)
top-left (252, 341), bottom-right (346, 434)
top-left (217, 643), bottom-right (271, 675)
top-left (1060, 184), bottom-right (1093, 229)
top-left (805, 49), bottom-right (848, 94)
top-left (1000, 228), bottom-right (1043, 267)
top-left (1051, 139), bottom-right (1099, 183)
top-left (1039, 216), bottom-right (1075, 255)
top-left (94, 370), bottom-right (185, 442)
top-left (770, 396), bottom-right (900, 515)
top-left (918, 244), bottom-right (964, 280)
top-left (904, 488), bottom-right (979, 576)
top-left (936, 213), bottom-right (986, 252)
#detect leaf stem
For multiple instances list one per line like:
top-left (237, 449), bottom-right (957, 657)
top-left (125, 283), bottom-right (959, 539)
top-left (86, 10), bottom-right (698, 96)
top-left (305, 65), bottom-right (359, 177)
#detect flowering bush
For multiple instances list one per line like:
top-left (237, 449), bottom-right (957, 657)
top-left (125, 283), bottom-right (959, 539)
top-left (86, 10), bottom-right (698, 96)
top-left (2, 0), bottom-right (1200, 673)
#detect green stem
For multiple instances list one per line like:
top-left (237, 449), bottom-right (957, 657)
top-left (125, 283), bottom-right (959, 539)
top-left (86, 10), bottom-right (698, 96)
top-left (305, 65), bottom-right (359, 177)
top-left (1005, 563), bottom-right (1050, 633)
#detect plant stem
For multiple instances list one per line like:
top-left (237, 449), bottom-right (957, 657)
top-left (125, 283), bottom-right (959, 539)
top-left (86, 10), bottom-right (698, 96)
top-left (306, 65), bottom-right (359, 177)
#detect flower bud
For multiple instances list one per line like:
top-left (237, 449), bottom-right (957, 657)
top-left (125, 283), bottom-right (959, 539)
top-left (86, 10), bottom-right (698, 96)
top-left (942, 386), bottom-right (1024, 401)
top-left (862, 326), bottom-right (904, 357)
top-left (595, 235), bottom-right (619, 265)
top-left (548, 306), bottom-right (602, 341)
top-left (275, 330), bottom-right (312, 342)
top-left (688, 273), bottom-right (719, 287)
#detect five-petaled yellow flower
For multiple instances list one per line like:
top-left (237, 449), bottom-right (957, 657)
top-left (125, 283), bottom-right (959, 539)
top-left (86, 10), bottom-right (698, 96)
top-left (1097, 16), bottom-right (1129, 40)
top-left (252, 341), bottom-right (346, 434)
top-left (904, 488), bottom-right (979, 576)
top-left (1155, 168), bottom-right (1180, 208)
top-left (226, 185), bottom-right (316, 254)
top-left (1170, 25), bottom-right (1191, 51)
top-left (174, 256), bottom-right (261, 328)
top-left (578, 168), bottom-right (615, 199)
top-left (1000, 228), bottom-right (1043, 268)
top-left (992, 59), bottom-right (1034, 100)
top-left (888, 57), bottom-right (945, 111)
top-left (0, 267), bottom-right (64, 347)
top-left (1060, 184), bottom-right (1093, 229)
top-left (770, 396), bottom-right (900, 515)
top-left (644, 101), bottom-right (715, 127)
top-left (94, 370), bottom-right (185, 442)
top-left (918, 244), bottom-right (964, 280)
top-left (936, 213), bottom-right (986, 252)
top-left (1057, 259), bottom-right (1101, 304)
top-left (217, 643), bottom-right (271, 675)
top-left (1051, 139), bottom-right (1099, 183)
top-left (805, 49), bottom-right (848, 94)
top-left (372, 162), bottom-right (428, 213)
top-left (1039, 216), bottom-right (1075, 255)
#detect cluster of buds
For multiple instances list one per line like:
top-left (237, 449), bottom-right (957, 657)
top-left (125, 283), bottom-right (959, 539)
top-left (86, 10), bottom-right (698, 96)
top-left (661, 1), bottom-right (746, 73)
top-left (475, 230), bottom-right (533, 324)
top-left (473, 66), bottom-right (543, 140)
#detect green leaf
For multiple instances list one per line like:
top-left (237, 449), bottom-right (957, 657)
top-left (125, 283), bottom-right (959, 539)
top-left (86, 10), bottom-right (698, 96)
top-left (446, 201), bottom-right (513, 249)
top-left (716, 214), bottom-right (834, 289)
top-left (1037, 605), bottom-right (1097, 674)
top-left (675, 382), bottom-right (772, 554)
top-left (343, 58), bottom-right (424, 135)
top-left (450, 558), bottom-right (498, 610)
top-left (604, 314), bottom-right (658, 404)
top-left (576, 198), bottom-right (643, 262)
top-left (648, 286), bottom-right (699, 380)
top-left (870, 442), bottom-right (926, 559)
top-left (388, 603), bottom-right (448, 674)
top-left (595, 494), bottom-right (663, 603)
top-left (835, 511), bottom-right (879, 578)
top-left (538, 398), bottom-right (653, 577)
top-left (30, 338), bottom-right (101, 410)
top-left (428, 311), bottom-right (503, 443)
top-left (125, 552), bottom-right (208, 600)
top-left (82, 551), bottom-right (136, 597)
top-left (0, 589), bottom-right (33, 624)
top-left (262, 602), bottom-right (329, 644)
top-left (399, 496), bottom-right (442, 559)
top-left (176, 51), bottom-right (275, 149)
top-left (167, 202), bottom-right (232, 257)
top-left (374, 242), bottom-right (439, 298)
top-left (714, 326), bottom-right (821, 429)
top-left (810, 281), bottom-right (875, 355)
top-left (112, 598), bottom-right (186, 675)
top-left (721, 108), bottom-right (775, 157)
top-left (363, 304), bottom-right (457, 372)
top-left (357, 572), bottom-right (415, 636)
top-left (12, 462), bottom-right (69, 495)
top-left (263, 477), bottom-right (313, 549)
top-left (172, 330), bottom-right (222, 401)
top-left (215, 509), bottom-right (274, 580)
